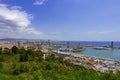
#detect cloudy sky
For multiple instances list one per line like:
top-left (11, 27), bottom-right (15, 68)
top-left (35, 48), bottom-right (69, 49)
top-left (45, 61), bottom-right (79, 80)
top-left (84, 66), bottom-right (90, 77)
top-left (0, 0), bottom-right (120, 41)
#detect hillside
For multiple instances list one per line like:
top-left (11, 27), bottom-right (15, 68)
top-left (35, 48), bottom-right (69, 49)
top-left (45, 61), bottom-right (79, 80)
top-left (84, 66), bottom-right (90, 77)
top-left (0, 46), bottom-right (120, 80)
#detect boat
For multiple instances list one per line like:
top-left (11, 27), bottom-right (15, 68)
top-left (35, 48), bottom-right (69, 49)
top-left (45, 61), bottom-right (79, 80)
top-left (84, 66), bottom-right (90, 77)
top-left (71, 48), bottom-right (85, 52)
top-left (93, 47), bottom-right (112, 50)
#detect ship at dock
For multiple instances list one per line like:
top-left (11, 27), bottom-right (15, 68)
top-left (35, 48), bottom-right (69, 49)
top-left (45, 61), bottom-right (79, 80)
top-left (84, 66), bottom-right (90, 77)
top-left (59, 42), bottom-right (85, 52)
top-left (93, 41), bottom-right (116, 50)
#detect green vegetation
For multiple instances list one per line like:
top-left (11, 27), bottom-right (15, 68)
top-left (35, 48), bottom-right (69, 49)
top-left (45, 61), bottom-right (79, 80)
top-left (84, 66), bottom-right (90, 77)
top-left (0, 46), bottom-right (120, 80)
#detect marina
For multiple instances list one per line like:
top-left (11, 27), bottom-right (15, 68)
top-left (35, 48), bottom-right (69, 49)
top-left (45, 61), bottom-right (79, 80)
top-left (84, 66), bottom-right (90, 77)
top-left (72, 48), bottom-right (120, 62)
top-left (51, 41), bottom-right (120, 72)
top-left (57, 41), bottom-right (120, 61)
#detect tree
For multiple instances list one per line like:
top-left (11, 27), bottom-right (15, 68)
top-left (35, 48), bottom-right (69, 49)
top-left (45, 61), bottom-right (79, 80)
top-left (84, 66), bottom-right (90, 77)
top-left (0, 48), bottom-right (2, 54)
top-left (19, 53), bottom-right (28, 62)
top-left (46, 54), bottom-right (56, 61)
top-left (3, 48), bottom-right (11, 55)
top-left (18, 47), bottom-right (26, 54)
top-left (27, 49), bottom-right (34, 55)
top-left (57, 56), bottom-right (64, 64)
top-left (11, 46), bottom-right (18, 54)
top-left (36, 51), bottom-right (43, 61)
top-left (27, 49), bottom-right (36, 61)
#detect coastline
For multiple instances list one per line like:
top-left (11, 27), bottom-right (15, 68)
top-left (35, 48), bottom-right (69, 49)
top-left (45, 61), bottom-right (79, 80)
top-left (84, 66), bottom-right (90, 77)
top-left (71, 53), bottom-right (116, 62)
top-left (55, 51), bottom-right (120, 73)
top-left (58, 51), bottom-right (115, 62)
top-left (71, 47), bottom-right (120, 62)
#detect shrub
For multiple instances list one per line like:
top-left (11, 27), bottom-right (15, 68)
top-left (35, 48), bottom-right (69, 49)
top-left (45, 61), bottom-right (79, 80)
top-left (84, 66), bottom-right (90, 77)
top-left (0, 62), bottom-right (3, 73)
top-left (13, 64), bottom-right (29, 75)
top-left (0, 55), bottom-right (4, 62)
top-left (32, 64), bottom-right (39, 71)
top-left (33, 71), bottom-right (43, 80)
top-left (44, 63), bottom-right (53, 70)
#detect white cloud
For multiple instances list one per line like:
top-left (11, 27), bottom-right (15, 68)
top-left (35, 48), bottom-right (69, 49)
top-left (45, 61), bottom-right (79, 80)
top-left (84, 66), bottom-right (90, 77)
top-left (25, 27), bottom-right (44, 35)
top-left (87, 30), bottom-right (117, 35)
top-left (50, 32), bottom-right (60, 35)
top-left (0, 3), bottom-right (45, 39)
top-left (33, 0), bottom-right (48, 5)
top-left (11, 5), bottom-right (22, 10)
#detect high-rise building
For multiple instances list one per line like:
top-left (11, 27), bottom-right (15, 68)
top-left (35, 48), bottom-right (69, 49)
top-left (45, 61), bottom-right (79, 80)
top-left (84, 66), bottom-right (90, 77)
top-left (111, 41), bottom-right (114, 48)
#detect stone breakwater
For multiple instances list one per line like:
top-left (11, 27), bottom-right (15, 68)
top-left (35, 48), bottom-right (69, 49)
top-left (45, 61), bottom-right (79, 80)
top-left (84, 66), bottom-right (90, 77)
top-left (56, 51), bottom-right (120, 73)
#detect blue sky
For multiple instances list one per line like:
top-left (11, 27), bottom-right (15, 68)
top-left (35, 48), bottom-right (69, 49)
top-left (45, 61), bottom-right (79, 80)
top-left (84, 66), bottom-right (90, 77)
top-left (0, 0), bottom-right (120, 41)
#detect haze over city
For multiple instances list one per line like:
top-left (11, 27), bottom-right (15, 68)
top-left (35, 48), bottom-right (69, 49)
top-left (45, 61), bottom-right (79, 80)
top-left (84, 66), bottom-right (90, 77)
top-left (0, 0), bottom-right (120, 41)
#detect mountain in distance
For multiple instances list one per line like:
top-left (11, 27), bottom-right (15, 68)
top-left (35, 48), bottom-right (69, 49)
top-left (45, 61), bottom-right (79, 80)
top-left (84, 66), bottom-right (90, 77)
top-left (0, 38), bottom-right (48, 42)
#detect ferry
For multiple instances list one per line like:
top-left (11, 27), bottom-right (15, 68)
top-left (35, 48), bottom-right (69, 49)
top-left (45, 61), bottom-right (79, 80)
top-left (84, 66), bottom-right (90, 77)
top-left (93, 47), bottom-right (112, 50)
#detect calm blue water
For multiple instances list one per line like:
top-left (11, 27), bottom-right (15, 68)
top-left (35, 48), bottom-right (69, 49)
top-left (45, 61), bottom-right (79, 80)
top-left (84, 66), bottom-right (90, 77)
top-left (59, 41), bottom-right (120, 47)
top-left (73, 48), bottom-right (120, 61)
top-left (59, 41), bottom-right (120, 61)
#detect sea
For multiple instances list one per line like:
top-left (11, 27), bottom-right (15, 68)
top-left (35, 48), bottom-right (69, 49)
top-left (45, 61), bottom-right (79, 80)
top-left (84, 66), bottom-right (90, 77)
top-left (59, 41), bottom-right (120, 47)
top-left (59, 41), bottom-right (120, 62)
